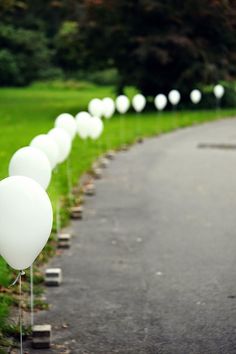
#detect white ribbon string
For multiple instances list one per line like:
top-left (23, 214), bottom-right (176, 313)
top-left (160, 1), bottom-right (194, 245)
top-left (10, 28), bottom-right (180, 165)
top-left (54, 166), bottom-right (61, 239)
top-left (19, 272), bottom-right (23, 354)
top-left (66, 158), bottom-right (73, 208)
top-left (9, 271), bottom-right (25, 354)
top-left (9, 270), bottom-right (25, 287)
top-left (119, 114), bottom-right (125, 146)
top-left (30, 265), bottom-right (34, 327)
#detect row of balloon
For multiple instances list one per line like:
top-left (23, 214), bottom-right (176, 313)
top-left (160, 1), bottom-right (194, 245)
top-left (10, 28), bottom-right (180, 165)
top-left (0, 83), bottom-right (225, 284)
top-left (88, 84), bottom-right (225, 147)
top-left (0, 108), bottom-right (108, 353)
top-left (79, 84), bottom-right (226, 151)
top-left (154, 84), bottom-right (225, 111)
top-left (0, 95), bottom-right (145, 352)
top-left (0, 82), bottom-right (225, 352)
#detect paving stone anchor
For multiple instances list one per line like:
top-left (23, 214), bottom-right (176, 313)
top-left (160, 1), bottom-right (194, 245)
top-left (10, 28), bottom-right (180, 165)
top-left (99, 157), bottom-right (109, 168)
top-left (32, 324), bottom-right (51, 349)
top-left (93, 167), bottom-right (102, 179)
top-left (70, 205), bottom-right (83, 219)
top-left (84, 183), bottom-right (96, 196)
top-left (137, 137), bottom-right (143, 144)
top-left (106, 150), bottom-right (115, 159)
top-left (121, 144), bottom-right (129, 151)
top-left (58, 233), bottom-right (71, 249)
top-left (45, 268), bottom-right (62, 286)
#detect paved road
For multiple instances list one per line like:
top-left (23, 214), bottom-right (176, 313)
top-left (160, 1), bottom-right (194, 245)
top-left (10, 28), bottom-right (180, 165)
top-left (32, 118), bottom-right (236, 354)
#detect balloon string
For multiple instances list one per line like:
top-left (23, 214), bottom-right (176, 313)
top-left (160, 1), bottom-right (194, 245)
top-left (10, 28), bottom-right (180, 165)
top-left (106, 119), bottom-right (111, 151)
top-left (119, 114), bottom-right (125, 146)
top-left (156, 111), bottom-right (160, 133)
top-left (56, 199), bottom-right (61, 238)
top-left (9, 271), bottom-right (25, 353)
top-left (66, 157), bottom-right (73, 207)
top-left (98, 138), bottom-right (102, 157)
top-left (106, 135), bottom-right (110, 152)
top-left (137, 112), bottom-right (141, 137)
top-left (19, 271), bottom-right (23, 354)
top-left (55, 166), bottom-right (61, 238)
top-left (30, 265), bottom-right (34, 327)
top-left (216, 98), bottom-right (221, 118)
top-left (9, 270), bottom-right (25, 287)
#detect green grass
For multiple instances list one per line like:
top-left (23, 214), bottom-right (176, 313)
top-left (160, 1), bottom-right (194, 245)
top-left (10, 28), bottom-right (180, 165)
top-left (0, 84), bottom-right (236, 349)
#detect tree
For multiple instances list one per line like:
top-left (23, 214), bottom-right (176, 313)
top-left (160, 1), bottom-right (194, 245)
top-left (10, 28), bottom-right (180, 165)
top-left (0, 24), bottom-right (52, 85)
top-left (80, 0), bottom-right (236, 96)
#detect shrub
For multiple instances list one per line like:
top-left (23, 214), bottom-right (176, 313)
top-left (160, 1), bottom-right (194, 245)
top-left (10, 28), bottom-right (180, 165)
top-left (86, 68), bottom-right (119, 86)
top-left (0, 49), bottom-right (20, 86)
top-left (0, 24), bottom-right (53, 86)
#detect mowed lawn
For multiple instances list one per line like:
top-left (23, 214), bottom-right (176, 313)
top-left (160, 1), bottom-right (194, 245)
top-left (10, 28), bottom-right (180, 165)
top-left (0, 84), bottom-right (236, 341)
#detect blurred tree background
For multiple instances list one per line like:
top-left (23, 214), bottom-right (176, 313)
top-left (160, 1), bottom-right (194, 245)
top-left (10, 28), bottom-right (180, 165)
top-left (0, 0), bottom-right (236, 98)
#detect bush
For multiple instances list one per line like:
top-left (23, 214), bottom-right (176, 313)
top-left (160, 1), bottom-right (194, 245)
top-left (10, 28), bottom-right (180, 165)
top-left (0, 49), bottom-right (20, 86)
top-left (38, 67), bottom-right (64, 81)
top-left (0, 24), bottom-right (53, 86)
top-left (85, 68), bottom-right (120, 86)
top-left (182, 83), bottom-right (236, 110)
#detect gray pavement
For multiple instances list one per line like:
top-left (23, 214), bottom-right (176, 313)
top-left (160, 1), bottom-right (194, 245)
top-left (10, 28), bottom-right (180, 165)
top-left (31, 118), bottom-right (236, 353)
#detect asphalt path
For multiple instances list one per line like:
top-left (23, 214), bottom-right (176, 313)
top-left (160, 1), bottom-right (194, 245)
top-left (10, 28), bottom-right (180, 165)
top-left (30, 118), bottom-right (236, 354)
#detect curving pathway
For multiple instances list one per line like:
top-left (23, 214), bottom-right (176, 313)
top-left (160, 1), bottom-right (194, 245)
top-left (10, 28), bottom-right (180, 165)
top-left (31, 118), bottom-right (236, 354)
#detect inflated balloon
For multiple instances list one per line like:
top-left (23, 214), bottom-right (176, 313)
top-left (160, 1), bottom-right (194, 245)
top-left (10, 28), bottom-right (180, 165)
top-left (115, 95), bottom-right (130, 114)
top-left (154, 94), bottom-right (167, 111)
top-left (75, 111), bottom-right (91, 139)
top-left (55, 113), bottom-right (77, 140)
top-left (168, 90), bottom-right (181, 106)
top-left (190, 89), bottom-right (202, 104)
top-left (132, 94), bottom-right (146, 113)
top-left (9, 146), bottom-right (51, 190)
top-left (0, 176), bottom-right (53, 270)
top-left (48, 127), bottom-right (71, 164)
top-left (88, 98), bottom-right (104, 118)
top-left (214, 84), bottom-right (225, 99)
top-left (103, 97), bottom-right (115, 119)
top-left (89, 116), bottom-right (104, 140)
top-left (30, 134), bottom-right (59, 169)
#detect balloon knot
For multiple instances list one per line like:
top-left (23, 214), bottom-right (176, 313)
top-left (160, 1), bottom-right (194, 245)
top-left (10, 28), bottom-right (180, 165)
top-left (9, 270), bottom-right (25, 287)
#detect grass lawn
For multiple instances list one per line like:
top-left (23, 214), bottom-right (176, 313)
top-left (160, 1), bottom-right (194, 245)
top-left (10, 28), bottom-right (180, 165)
top-left (0, 83), bottom-right (236, 349)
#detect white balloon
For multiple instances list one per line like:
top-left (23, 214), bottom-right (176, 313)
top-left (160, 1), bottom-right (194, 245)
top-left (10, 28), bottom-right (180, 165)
top-left (9, 146), bottom-right (51, 190)
top-left (214, 84), bottom-right (225, 99)
top-left (30, 134), bottom-right (59, 169)
top-left (75, 111), bottom-right (91, 140)
top-left (48, 127), bottom-right (71, 164)
top-left (168, 90), bottom-right (181, 106)
top-left (0, 176), bottom-right (53, 270)
top-left (89, 116), bottom-right (104, 140)
top-left (88, 98), bottom-right (104, 118)
top-left (132, 94), bottom-right (146, 112)
top-left (102, 97), bottom-right (115, 119)
top-left (55, 113), bottom-right (77, 140)
top-left (115, 95), bottom-right (130, 114)
top-left (154, 94), bottom-right (167, 111)
top-left (190, 89), bottom-right (202, 104)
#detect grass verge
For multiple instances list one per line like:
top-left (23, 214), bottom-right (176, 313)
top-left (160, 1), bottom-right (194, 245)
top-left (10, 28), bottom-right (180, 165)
top-left (0, 84), bottom-right (236, 350)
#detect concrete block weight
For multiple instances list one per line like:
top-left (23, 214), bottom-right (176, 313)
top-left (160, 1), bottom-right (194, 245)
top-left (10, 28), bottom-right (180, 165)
top-left (70, 205), bottom-right (83, 219)
top-left (58, 233), bottom-right (71, 249)
top-left (45, 268), bottom-right (62, 286)
top-left (32, 324), bottom-right (51, 349)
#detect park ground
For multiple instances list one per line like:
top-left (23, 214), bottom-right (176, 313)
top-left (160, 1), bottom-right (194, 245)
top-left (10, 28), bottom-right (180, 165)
top-left (1, 83), bottom-right (236, 351)
top-left (29, 117), bottom-right (236, 354)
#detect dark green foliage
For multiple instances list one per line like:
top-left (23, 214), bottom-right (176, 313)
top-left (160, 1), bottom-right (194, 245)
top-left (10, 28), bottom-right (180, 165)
top-left (54, 21), bottom-right (83, 71)
top-left (1, 0), bottom-right (236, 101)
top-left (0, 49), bottom-right (19, 86)
top-left (0, 24), bottom-right (53, 86)
top-left (81, 0), bottom-right (236, 96)
top-left (84, 68), bottom-right (119, 86)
